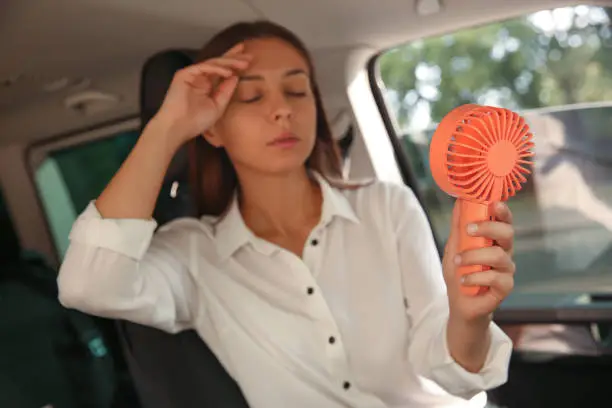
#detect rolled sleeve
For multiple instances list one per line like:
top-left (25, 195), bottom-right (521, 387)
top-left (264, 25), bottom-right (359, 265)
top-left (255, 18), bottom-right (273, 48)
top-left (68, 201), bottom-right (158, 260)
top-left (58, 201), bottom-right (195, 333)
top-left (429, 320), bottom-right (513, 399)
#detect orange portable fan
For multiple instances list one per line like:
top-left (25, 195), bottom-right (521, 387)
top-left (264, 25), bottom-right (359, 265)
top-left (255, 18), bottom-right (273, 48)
top-left (430, 104), bottom-right (534, 296)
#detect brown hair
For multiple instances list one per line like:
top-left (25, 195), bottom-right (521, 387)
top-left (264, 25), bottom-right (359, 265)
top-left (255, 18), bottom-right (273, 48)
top-left (189, 20), bottom-right (344, 217)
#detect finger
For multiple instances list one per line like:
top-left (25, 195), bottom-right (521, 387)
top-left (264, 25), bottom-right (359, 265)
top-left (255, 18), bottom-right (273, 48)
top-left (207, 55), bottom-right (252, 70)
top-left (224, 42), bottom-right (245, 56)
top-left (458, 246), bottom-right (515, 273)
top-left (188, 76), bottom-right (212, 95)
top-left (181, 63), bottom-right (234, 82)
top-left (461, 270), bottom-right (514, 296)
top-left (468, 220), bottom-right (514, 252)
top-left (184, 57), bottom-right (252, 91)
top-left (224, 51), bottom-right (253, 61)
top-left (212, 76), bottom-right (239, 111)
top-left (492, 202), bottom-right (513, 225)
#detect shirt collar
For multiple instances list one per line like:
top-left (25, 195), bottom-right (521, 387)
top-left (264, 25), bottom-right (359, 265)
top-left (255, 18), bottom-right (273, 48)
top-left (212, 171), bottom-right (360, 261)
top-left (312, 171), bottom-right (360, 226)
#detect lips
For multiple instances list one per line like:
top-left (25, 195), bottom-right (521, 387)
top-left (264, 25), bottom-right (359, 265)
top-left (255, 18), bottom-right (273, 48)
top-left (268, 132), bottom-right (300, 147)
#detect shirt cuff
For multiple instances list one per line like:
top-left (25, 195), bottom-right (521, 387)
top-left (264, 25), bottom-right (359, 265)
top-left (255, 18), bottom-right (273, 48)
top-left (68, 201), bottom-right (158, 260)
top-left (429, 320), bottom-right (513, 399)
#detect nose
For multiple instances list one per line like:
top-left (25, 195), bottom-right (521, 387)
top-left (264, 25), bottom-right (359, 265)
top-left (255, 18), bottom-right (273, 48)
top-left (270, 94), bottom-right (292, 123)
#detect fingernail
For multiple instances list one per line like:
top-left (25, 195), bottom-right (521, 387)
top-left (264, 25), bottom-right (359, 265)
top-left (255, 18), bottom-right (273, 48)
top-left (454, 255), bottom-right (462, 265)
top-left (496, 202), bottom-right (505, 211)
top-left (467, 223), bottom-right (478, 235)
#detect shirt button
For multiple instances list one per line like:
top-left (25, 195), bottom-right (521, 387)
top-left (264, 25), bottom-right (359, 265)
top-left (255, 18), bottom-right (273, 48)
top-left (328, 336), bottom-right (336, 344)
top-left (307, 287), bottom-right (314, 295)
top-left (310, 239), bottom-right (319, 246)
top-left (343, 381), bottom-right (351, 390)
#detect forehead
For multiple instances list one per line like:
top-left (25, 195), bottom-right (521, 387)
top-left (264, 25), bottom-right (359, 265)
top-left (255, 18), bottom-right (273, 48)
top-left (242, 38), bottom-right (310, 73)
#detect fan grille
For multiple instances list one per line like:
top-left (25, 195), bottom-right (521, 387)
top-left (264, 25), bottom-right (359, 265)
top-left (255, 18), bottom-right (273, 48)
top-left (446, 106), bottom-right (534, 202)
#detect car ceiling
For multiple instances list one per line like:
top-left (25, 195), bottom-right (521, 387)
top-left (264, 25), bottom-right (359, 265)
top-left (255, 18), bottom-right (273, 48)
top-left (1, 0), bottom-right (607, 147)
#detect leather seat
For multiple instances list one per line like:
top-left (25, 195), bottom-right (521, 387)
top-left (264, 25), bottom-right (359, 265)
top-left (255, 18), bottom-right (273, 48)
top-left (116, 49), bottom-right (249, 408)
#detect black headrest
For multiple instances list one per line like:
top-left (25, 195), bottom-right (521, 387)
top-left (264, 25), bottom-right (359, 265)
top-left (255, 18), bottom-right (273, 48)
top-left (140, 49), bottom-right (197, 131)
top-left (140, 49), bottom-right (198, 224)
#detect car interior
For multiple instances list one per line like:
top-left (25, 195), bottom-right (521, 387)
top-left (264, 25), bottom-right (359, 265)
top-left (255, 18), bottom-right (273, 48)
top-left (2, 0), bottom-right (612, 407)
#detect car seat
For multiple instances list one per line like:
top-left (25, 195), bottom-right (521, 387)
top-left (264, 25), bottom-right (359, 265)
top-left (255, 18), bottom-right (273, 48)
top-left (115, 49), bottom-right (250, 408)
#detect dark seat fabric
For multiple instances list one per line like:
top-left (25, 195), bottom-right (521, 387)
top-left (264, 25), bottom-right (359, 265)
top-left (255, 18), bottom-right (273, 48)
top-left (0, 256), bottom-right (117, 408)
top-left (116, 49), bottom-right (249, 408)
top-left (0, 195), bottom-right (117, 408)
top-left (117, 322), bottom-right (247, 408)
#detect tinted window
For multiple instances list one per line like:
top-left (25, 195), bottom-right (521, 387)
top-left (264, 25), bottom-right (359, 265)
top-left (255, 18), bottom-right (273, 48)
top-left (34, 130), bottom-right (138, 258)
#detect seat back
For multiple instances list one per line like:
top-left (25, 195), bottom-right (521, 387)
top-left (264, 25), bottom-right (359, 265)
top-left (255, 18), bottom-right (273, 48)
top-left (116, 49), bottom-right (249, 408)
top-left (0, 193), bottom-right (116, 408)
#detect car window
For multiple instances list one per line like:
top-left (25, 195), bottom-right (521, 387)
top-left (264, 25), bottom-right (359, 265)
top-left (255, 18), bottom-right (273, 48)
top-left (34, 129), bottom-right (139, 258)
top-left (375, 5), bottom-right (612, 296)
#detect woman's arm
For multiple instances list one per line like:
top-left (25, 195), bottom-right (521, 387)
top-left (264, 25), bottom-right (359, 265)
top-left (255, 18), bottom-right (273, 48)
top-left (57, 48), bottom-right (251, 330)
top-left (56, 117), bottom-right (196, 332)
top-left (388, 184), bottom-right (512, 400)
top-left (444, 200), bottom-right (517, 374)
top-left (58, 202), bottom-right (197, 333)
top-left (95, 117), bottom-right (182, 219)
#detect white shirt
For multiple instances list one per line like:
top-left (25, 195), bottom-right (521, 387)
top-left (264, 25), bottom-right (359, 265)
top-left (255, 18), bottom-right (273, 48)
top-left (57, 174), bottom-right (512, 408)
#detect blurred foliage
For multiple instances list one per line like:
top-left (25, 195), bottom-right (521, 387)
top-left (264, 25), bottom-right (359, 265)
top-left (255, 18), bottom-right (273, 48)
top-left (378, 5), bottom-right (612, 129)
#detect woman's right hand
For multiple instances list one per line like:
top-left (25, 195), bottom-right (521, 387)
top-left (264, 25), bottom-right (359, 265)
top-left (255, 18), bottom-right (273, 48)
top-left (153, 42), bottom-right (252, 145)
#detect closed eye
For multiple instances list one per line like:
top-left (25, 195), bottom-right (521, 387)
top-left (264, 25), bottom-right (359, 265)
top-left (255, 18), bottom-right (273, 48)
top-left (286, 91), bottom-right (307, 97)
top-left (240, 95), bottom-right (262, 103)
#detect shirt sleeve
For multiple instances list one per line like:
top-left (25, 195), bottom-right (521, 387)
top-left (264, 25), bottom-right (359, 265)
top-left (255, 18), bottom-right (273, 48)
top-left (57, 201), bottom-right (196, 333)
top-left (388, 183), bottom-right (512, 400)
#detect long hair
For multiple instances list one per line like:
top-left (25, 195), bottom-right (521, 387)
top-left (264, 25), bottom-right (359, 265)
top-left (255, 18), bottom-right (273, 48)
top-left (189, 20), bottom-right (344, 217)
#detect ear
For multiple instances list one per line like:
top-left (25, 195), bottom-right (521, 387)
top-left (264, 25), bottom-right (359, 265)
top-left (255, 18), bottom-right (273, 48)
top-left (202, 128), bottom-right (224, 148)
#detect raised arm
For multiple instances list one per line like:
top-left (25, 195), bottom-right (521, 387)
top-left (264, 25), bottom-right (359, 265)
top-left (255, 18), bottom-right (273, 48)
top-left (96, 42), bottom-right (250, 220)
top-left (57, 44), bottom-right (252, 331)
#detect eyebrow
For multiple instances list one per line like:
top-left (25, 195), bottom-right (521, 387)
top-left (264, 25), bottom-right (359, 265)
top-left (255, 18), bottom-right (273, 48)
top-left (239, 68), bottom-right (308, 82)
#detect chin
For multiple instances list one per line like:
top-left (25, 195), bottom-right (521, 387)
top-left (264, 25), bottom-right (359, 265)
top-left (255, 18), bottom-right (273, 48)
top-left (256, 151), bottom-right (311, 176)
top-left (235, 141), bottom-right (314, 176)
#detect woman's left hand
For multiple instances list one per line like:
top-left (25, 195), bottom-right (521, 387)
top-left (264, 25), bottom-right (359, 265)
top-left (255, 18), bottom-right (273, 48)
top-left (442, 200), bottom-right (516, 324)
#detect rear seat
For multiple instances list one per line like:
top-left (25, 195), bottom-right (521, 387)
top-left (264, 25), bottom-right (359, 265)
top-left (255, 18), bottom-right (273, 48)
top-left (0, 191), bottom-right (122, 408)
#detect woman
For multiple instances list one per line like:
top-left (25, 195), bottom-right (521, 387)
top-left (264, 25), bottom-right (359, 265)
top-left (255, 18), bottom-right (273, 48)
top-left (58, 21), bottom-right (515, 407)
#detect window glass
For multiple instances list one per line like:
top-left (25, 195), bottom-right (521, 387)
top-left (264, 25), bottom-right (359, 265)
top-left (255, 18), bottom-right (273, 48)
top-left (377, 5), bottom-right (612, 293)
top-left (34, 129), bottom-right (139, 259)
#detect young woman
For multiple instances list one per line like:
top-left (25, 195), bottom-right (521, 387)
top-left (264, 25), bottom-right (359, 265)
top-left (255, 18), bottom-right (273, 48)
top-left (58, 21), bottom-right (515, 407)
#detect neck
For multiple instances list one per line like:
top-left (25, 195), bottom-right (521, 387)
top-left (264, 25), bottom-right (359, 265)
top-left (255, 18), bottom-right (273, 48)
top-left (236, 167), bottom-right (322, 237)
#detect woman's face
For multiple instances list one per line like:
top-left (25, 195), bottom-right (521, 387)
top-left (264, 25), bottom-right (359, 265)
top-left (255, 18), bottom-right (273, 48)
top-left (206, 37), bottom-right (317, 176)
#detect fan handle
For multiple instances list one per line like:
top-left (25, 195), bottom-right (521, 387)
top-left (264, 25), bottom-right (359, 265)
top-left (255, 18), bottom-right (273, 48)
top-left (458, 199), bottom-right (493, 296)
